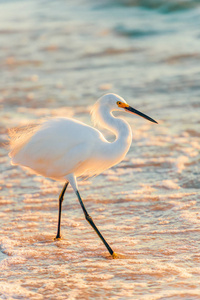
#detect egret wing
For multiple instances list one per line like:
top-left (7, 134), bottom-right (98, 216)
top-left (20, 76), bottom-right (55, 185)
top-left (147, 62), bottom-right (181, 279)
top-left (9, 117), bottom-right (102, 179)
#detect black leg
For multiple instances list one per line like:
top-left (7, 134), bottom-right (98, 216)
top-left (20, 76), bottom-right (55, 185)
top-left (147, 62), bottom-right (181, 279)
top-left (55, 182), bottom-right (69, 239)
top-left (76, 190), bottom-right (117, 258)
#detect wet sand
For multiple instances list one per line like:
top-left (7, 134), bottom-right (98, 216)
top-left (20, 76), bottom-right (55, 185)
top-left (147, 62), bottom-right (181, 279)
top-left (0, 0), bottom-right (200, 299)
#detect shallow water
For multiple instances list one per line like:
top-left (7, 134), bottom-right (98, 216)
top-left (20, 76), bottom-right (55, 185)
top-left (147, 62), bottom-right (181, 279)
top-left (0, 0), bottom-right (200, 299)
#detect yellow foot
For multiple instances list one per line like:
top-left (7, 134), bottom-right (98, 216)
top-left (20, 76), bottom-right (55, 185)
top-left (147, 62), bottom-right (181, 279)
top-left (112, 252), bottom-right (118, 259)
top-left (112, 252), bottom-right (126, 259)
top-left (54, 236), bottom-right (62, 241)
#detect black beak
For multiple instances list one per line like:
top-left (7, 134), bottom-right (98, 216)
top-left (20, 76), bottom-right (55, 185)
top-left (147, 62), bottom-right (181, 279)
top-left (124, 106), bottom-right (158, 124)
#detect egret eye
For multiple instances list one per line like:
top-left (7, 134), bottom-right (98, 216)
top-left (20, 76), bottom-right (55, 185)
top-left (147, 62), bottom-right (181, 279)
top-left (117, 101), bottom-right (121, 106)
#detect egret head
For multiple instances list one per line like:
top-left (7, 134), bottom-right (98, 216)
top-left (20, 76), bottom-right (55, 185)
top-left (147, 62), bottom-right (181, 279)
top-left (92, 93), bottom-right (158, 125)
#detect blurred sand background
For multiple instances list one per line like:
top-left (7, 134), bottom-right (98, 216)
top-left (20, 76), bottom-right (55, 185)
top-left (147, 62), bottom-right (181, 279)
top-left (0, 0), bottom-right (200, 299)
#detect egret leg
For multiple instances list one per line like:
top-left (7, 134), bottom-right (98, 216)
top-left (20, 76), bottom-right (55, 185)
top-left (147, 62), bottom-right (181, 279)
top-left (76, 190), bottom-right (116, 258)
top-left (55, 182), bottom-right (69, 240)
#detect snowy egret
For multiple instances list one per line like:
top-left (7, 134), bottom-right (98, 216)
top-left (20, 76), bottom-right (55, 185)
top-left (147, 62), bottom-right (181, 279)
top-left (9, 93), bottom-right (157, 258)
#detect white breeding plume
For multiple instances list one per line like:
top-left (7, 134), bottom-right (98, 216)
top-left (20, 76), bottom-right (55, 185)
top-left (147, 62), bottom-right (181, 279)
top-left (9, 93), bottom-right (157, 258)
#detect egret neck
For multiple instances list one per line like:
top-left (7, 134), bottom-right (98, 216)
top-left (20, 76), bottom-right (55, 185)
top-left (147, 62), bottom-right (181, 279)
top-left (97, 104), bottom-right (132, 163)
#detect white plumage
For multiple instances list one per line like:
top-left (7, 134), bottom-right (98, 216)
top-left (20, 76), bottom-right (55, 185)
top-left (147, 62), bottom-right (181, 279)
top-left (9, 93), bottom-right (157, 257)
top-left (9, 93), bottom-right (133, 181)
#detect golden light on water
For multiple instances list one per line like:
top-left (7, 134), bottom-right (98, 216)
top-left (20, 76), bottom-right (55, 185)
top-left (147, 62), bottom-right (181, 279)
top-left (0, 0), bottom-right (200, 299)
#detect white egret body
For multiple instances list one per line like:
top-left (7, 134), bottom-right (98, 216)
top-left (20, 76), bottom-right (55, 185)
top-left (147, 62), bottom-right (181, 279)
top-left (9, 93), bottom-right (157, 258)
